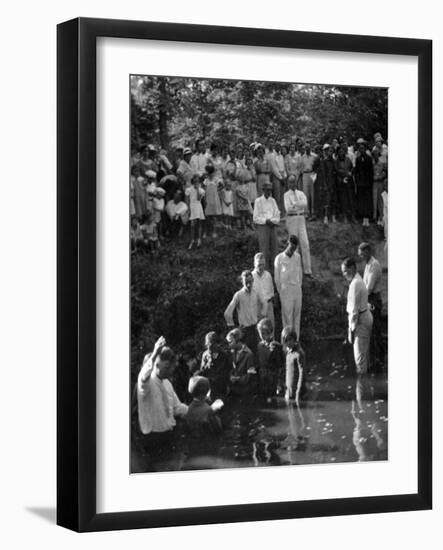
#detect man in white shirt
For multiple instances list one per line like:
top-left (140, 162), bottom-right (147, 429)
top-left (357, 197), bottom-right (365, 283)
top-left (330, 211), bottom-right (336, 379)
top-left (300, 142), bottom-right (317, 219)
top-left (341, 257), bottom-right (373, 374)
top-left (190, 139), bottom-right (209, 177)
top-left (253, 181), bottom-right (281, 271)
top-left (137, 337), bottom-right (188, 439)
top-left (224, 270), bottom-right (265, 355)
top-left (252, 252), bottom-right (275, 326)
top-left (358, 242), bottom-right (383, 370)
top-left (284, 175), bottom-right (313, 276)
top-left (270, 142), bottom-right (287, 214)
top-left (274, 235), bottom-right (303, 339)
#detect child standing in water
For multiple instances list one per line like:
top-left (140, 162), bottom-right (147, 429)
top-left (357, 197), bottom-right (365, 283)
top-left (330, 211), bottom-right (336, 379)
top-left (281, 327), bottom-right (305, 405)
top-left (184, 376), bottom-right (223, 438)
top-left (185, 174), bottom-right (205, 249)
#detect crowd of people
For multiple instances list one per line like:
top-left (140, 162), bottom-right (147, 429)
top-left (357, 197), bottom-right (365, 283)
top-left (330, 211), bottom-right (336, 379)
top-left (131, 131), bottom-right (387, 459)
top-left (130, 133), bottom-right (388, 255)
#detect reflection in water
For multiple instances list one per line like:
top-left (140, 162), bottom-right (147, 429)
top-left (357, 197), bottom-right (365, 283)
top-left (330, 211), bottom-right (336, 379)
top-left (351, 374), bottom-right (387, 462)
top-left (131, 343), bottom-right (388, 473)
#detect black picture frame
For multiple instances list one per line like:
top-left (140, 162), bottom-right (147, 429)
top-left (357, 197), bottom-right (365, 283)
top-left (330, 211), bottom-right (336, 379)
top-left (57, 17), bottom-right (432, 532)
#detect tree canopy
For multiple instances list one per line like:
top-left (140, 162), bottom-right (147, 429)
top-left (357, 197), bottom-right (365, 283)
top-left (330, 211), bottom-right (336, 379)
top-left (130, 75), bottom-right (387, 153)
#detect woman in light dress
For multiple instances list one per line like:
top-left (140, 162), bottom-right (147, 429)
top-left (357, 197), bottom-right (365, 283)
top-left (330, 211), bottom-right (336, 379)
top-left (243, 153), bottom-right (257, 206)
top-left (185, 174), bottom-right (205, 249)
top-left (204, 164), bottom-right (222, 238)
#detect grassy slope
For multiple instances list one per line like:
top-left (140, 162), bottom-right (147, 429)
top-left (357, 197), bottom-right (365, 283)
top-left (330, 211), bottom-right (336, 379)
top-left (131, 221), bottom-right (387, 383)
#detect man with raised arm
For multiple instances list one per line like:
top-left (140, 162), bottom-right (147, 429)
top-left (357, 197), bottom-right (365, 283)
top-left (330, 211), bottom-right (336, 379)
top-left (137, 336), bottom-right (188, 438)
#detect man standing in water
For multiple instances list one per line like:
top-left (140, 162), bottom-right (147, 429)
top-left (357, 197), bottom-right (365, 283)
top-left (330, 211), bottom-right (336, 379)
top-left (137, 336), bottom-right (188, 443)
top-left (341, 257), bottom-right (373, 374)
top-left (274, 235), bottom-right (304, 339)
top-left (358, 242), bottom-right (383, 370)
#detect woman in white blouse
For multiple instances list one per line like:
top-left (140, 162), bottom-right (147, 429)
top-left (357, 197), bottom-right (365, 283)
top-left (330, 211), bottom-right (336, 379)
top-left (341, 257), bottom-right (373, 374)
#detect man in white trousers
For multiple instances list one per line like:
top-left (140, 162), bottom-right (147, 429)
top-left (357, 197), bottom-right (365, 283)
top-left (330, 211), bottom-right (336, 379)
top-left (283, 175), bottom-right (313, 276)
top-left (274, 235), bottom-right (303, 339)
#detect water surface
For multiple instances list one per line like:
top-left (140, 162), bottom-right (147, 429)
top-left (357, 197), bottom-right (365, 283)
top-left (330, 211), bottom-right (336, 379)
top-left (131, 342), bottom-right (388, 473)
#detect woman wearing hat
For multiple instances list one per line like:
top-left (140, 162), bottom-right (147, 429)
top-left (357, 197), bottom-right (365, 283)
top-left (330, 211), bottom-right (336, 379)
top-left (372, 132), bottom-right (388, 164)
top-left (139, 144), bottom-right (159, 175)
top-left (177, 147), bottom-right (194, 188)
top-left (354, 138), bottom-right (373, 227)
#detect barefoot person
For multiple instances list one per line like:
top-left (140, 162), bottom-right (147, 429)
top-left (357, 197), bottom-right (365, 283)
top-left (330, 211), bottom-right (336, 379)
top-left (341, 257), bottom-right (373, 374)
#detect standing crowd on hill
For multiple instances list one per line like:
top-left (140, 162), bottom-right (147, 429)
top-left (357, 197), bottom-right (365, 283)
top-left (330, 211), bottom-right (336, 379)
top-left (130, 133), bottom-right (388, 256)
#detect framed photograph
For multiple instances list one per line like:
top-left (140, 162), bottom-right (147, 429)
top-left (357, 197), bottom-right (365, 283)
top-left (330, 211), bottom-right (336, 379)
top-left (57, 17), bottom-right (432, 532)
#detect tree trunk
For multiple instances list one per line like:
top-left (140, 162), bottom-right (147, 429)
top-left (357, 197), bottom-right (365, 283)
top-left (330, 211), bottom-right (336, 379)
top-left (158, 78), bottom-right (168, 149)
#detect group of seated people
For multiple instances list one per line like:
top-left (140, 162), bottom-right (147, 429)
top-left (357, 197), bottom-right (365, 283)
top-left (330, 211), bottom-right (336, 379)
top-left (130, 132), bottom-right (388, 252)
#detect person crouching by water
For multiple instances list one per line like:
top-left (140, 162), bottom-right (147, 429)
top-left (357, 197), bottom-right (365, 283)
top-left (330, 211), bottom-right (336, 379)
top-left (256, 318), bottom-right (284, 403)
top-left (136, 336), bottom-right (188, 451)
top-left (198, 331), bottom-right (231, 400)
top-left (281, 327), bottom-right (305, 405)
top-left (184, 376), bottom-right (224, 439)
top-left (226, 328), bottom-right (257, 399)
top-left (224, 270), bottom-right (265, 355)
top-left (341, 257), bottom-right (373, 374)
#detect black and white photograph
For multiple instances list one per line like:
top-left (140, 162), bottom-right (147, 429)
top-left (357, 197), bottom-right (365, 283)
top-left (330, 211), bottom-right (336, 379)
top-left (130, 74), bottom-right (388, 473)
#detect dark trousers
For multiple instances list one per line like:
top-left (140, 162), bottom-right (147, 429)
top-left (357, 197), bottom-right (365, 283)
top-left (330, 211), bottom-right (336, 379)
top-left (242, 324), bottom-right (258, 356)
top-left (256, 224), bottom-right (278, 272)
top-left (368, 292), bottom-right (383, 370)
top-left (336, 179), bottom-right (355, 219)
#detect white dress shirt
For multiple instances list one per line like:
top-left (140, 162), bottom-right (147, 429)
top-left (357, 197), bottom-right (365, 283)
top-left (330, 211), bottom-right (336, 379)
top-left (284, 189), bottom-right (308, 214)
top-left (252, 269), bottom-right (274, 302)
top-left (137, 364), bottom-right (188, 435)
top-left (224, 288), bottom-right (264, 327)
top-left (274, 251), bottom-right (303, 293)
top-left (346, 273), bottom-right (369, 331)
top-left (253, 195), bottom-right (280, 225)
top-left (190, 152), bottom-right (209, 175)
top-left (271, 153), bottom-right (286, 179)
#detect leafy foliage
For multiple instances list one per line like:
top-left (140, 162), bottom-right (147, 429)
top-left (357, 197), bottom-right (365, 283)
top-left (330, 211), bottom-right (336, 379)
top-left (131, 76), bottom-right (387, 152)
